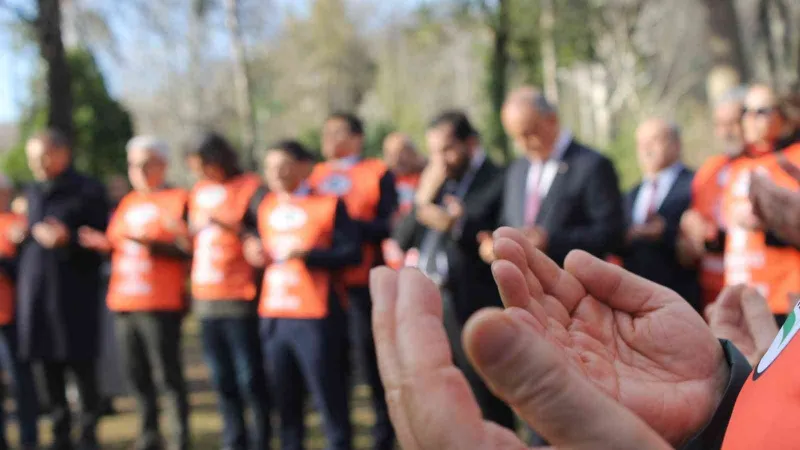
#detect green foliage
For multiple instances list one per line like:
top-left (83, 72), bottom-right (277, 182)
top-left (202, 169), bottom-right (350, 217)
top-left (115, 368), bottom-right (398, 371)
top-left (3, 49), bottom-right (133, 183)
top-left (296, 128), bottom-right (323, 158)
top-left (364, 121), bottom-right (396, 158)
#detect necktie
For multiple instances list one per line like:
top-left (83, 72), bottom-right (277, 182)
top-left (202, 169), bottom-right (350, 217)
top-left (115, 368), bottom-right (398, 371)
top-left (646, 179), bottom-right (660, 219)
top-left (418, 182), bottom-right (458, 285)
top-left (525, 163), bottom-right (543, 226)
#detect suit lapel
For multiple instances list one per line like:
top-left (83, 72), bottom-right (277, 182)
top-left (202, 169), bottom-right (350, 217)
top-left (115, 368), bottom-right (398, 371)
top-left (656, 167), bottom-right (688, 214)
top-left (535, 145), bottom-right (574, 226)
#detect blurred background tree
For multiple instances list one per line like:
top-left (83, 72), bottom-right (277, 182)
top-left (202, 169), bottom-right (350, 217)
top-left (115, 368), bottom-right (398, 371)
top-left (2, 49), bottom-right (133, 183)
top-left (0, 0), bottom-right (798, 188)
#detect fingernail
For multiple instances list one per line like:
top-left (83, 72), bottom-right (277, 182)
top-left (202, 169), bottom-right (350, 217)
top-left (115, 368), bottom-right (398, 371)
top-left (471, 314), bottom-right (519, 366)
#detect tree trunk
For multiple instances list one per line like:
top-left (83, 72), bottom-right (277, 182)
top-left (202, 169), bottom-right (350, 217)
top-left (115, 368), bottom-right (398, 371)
top-left (702, 0), bottom-right (748, 101)
top-left (539, 0), bottom-right (559, 104)
top-left (36, 0), bottom-right (74, 141)
top-left (486, 0), bottom-right (510, 163)
top-left (224, 0), bottom-right (258, 170)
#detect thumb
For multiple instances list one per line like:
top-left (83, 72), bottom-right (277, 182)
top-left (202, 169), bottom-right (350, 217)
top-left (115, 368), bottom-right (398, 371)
top-left (777, 154), bottom-right (800, 184)
top-left (464, 308), bottom-right (670, 449)
top-left (741, 288), bottom-right (780, 349)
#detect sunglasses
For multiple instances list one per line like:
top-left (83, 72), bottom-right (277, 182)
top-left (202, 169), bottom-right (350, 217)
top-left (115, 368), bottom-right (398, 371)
top-left (743, 106), bottom-right (778, 117)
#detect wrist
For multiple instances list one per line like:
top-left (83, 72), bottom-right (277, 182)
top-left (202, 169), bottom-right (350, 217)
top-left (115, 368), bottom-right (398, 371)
top-left (677, 340), bottom-right (751, 449)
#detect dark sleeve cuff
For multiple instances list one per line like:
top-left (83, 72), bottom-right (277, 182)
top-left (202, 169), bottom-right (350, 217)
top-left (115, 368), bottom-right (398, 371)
top-left (704, 229), bottom-right (726, 254)
top-left (680, 339), bottom-right (752, 450)
top-left (764, 231), bottom-right (791, 248)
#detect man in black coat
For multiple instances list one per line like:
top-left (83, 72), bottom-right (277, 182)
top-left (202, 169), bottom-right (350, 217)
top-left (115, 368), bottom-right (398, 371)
top-left (490, 86), bottom-right (625, 267)
top-left (14, 129), bottom-right (109, 450)
top-left (393, 111), bottom-right (515, 432)
top-left (622, 118), bottom-right (700, 310)
top-left (487, 86), bottom-right (625, 446)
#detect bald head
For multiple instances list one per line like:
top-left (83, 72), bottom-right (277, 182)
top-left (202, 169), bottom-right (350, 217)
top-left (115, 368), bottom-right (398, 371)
top-left (742, 84), bottom-right (786, 147)
top-left (383, 132), bottom-right (422, 176)
top-left (502, 86), bottom-right (560, 159)
top-left (636, 118), bottom-right (681, 177)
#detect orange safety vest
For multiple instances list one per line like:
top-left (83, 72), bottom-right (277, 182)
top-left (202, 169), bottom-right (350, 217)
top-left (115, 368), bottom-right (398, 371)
top-left (721, 302), bottom-right (800, 449)
top-left (189, 173), bottom-right (262, 301)
top-left (395, 172), bottom-right (420, 217)
top-left (723, 144), bottom-right (800, 314)
top-left (309, 158), bottom-right (388, 287)
top-left (0, 213), bottom-right (24, 325)
top-left (106, 189), bottom-right (189, 312)
top-left (257, 193), bottom-right (338, 319)
top-left (692, 154), bottom-right (732, 307)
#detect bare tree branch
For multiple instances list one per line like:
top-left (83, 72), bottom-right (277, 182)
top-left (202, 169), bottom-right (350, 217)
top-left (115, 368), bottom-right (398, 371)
top-left (0, 0), bottom-right (36, 25)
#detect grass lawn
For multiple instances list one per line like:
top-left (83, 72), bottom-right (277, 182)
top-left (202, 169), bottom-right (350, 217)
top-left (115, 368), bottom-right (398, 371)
top-left (7, 318), bottom-right (379, 449)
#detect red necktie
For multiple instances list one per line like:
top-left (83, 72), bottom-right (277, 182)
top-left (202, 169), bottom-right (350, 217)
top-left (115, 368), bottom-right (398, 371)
top-left (525, 164), bottom-right (543, 226)
top-left (646, 179), bottom-right (659, 218)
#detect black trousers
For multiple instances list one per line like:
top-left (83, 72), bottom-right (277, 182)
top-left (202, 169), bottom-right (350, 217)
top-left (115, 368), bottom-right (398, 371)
top-left (115, 311), bottom-right (189, 450)
top-left (262, 301), bottom-right (352, 450)
top-left (43, 359), bottom-right (100, 449)
top-left (441, 289), bottom-right (516, 431)
top-left (347, 286), bottom-right (394, 450)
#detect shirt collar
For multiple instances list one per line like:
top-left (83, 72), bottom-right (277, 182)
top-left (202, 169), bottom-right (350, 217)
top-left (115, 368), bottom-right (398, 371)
top-left (551, 129), bottom-right (572, 162)
top-left (527, 129), bottom-right (572, 164)
top-left (294, 182), bottom-right (311, 197)
top-left (331, 154), bottom-right (361, 169)
top-left (647, 161), bottom-right (684, 186)
top-left (470, 148), bottom-right (487, 170)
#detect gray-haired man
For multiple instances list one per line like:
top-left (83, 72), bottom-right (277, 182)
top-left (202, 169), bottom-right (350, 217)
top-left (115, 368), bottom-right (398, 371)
top-left (78, 135), bottom-right (192, 450)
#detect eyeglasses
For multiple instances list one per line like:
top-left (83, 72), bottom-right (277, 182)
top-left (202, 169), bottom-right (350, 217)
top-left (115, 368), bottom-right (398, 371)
top-left (743, 106), bottom-right (778, 117)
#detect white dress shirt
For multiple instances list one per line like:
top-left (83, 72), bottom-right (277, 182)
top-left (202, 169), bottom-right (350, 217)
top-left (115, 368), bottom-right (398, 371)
top-left (525, 129), bottom-right (573, 201)
top-left (631, 162), bottom-right (684, 225)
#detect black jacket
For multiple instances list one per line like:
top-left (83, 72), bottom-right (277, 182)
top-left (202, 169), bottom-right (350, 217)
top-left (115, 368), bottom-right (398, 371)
top-left (622, 167), bottom-right (701, 309)
top-left (500, 140), bottom-right (626, 266)
top-left (393, 157), bottom-right (505, 325)
top-left (16, 168), bottom-right (109, 362)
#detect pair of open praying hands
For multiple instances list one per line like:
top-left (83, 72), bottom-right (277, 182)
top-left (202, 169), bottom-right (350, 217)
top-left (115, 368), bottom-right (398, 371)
top-left (370, 227), bottom-right (742, 449)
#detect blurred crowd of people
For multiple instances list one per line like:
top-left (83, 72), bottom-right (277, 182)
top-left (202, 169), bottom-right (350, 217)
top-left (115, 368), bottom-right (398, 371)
top-left (0, 81), bottom-right (796, 450)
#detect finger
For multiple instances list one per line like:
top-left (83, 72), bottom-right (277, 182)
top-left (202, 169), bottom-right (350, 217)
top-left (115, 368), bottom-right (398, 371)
top-left (476, 231), bottom-right (491, 243)
top-left (44, 216), bottom-right (63, 227)
top-left (493, 227), bottom-right (584, 311)
top-left (777, 154), bottom-right (800, 184)
top-left (491, 260), bottom-right (549, 330)
top-left (708, 285), bottom-right (746, 328)
top-left (492, 235), bottom-right (545, 299)
top-left (564, 250), bottom-right (675, 312)
top-left (394, 269), bottom-right (452, 375)
top-left (369, 267), bottom-right (419, 447)
top-left (492, 233), bottom-right (572, 325)
top-left (741, 288), bottom-right (780, 349)
top-left (392, 269), bottom-right (491, 449)
top-left (703, 303), bottom-right (715, 323)
top-left (464, 308), bottom-right (671, 449)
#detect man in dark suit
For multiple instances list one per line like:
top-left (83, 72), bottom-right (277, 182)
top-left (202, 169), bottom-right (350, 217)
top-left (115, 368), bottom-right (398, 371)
top-left (393, 111), bottom-right (515, 431)
top-left (14, 129), bottom-right (109, 450)
top-left (488, 86), bottom-right (625, 266)
top-left (622, 118), bottom-right (700, 309)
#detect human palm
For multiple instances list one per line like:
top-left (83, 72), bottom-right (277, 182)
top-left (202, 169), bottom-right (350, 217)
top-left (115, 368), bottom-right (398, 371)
top-left (489, 227), bottom-right (726, 444)
top-left (369, 227), bottom-right (727, 449)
